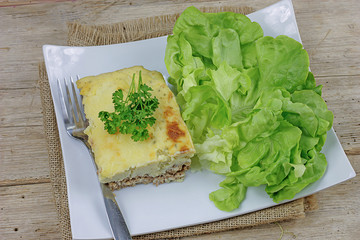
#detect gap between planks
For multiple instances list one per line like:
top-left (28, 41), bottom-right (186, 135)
top-left (345, 149), bottom-right (360, 156)
top-left (0, 177), bottom-right (51, 187)
top-left (315, 73), bottom-right (360, 79)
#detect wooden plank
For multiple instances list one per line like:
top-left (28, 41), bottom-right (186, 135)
top-left (293, 0), bottom-right (360, 77)
top-left (316, 75), bottom-right (360, 154)
top-left (0, 88), bottom-right (43, 127)
top-left (0, 11), bottom-right (67, 89)
top-left (0, 125), bottom-right (50, 183)
top-left (0, 182), bottom-right (61, 240)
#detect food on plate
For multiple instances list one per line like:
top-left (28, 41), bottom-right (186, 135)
top-left (77, 66), bottom-right (195, 190)
top-left (98, 70), bottom-right (159, 142)
top-left (165, 6), bottom-right (333, 211)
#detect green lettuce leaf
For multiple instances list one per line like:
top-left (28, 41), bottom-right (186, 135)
top-left (209, 177), bottom-right (247, 212)
top-left (207, 62), bottom-right (251, 101)
top-left (195, 131), bottom-right (233, 174)
top-left (173, 6), bottom-right (213, 58)
top-left (182, 85), bottom-right (231, 142)
top-left (212, 28), bottom-right (243, 69)
top-left (165, 6), bottom-right (333, 212)
top-left (266, 149), bottom-right (327, 202)
top-left (256, 35), bottom-right (309, 93)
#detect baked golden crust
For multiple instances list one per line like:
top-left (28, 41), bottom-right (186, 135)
top-left (77, 66), bottom-right (195, 185)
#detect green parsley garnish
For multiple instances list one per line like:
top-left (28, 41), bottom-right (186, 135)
top-left (98, 71), bottom-right (159, 142)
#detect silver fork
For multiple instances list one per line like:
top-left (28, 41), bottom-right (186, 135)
top-left (57, 76), bottom-right (132, 240)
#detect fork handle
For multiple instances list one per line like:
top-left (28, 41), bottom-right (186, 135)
top-left (100, 183), bottom-right (132, 240)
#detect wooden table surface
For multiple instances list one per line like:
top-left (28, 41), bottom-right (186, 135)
top-left (1, 0), bottom-right (359, 239)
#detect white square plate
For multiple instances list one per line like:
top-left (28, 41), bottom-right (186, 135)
top-left (43, 0), bottom-right (356, 239)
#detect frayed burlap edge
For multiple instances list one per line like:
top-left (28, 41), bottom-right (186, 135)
top-left (39, 5), bottom-right (318, 240)
top-left (133, 198), bottom-right (307, 240)
top-left (67, 6), bottom-right (254, 46)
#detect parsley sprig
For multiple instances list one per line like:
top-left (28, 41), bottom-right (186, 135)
top-left (98, 71), bottom-right (159, 142)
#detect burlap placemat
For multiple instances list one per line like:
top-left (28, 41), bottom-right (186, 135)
top-left (39, 5), bottom-right (318, 240)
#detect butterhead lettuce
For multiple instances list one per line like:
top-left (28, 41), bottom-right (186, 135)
top-left (165, 6), bottom-right (333, 211)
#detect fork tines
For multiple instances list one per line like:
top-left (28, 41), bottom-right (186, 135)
top-left (57, 76), bottom-right (86, 129)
